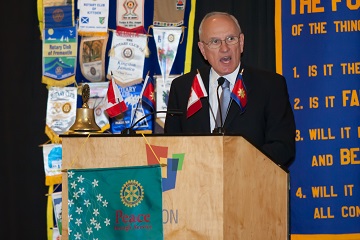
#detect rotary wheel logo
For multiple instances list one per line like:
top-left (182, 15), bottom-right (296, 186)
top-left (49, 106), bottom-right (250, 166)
top-left (120, 180), bottom-right (144, 208)
top-left (168, 34), bottom-right (175, 42)
top-left (122, 47), bottom-right (133, 59)
top-left (55, 66), bottom-right (63, 75)
top-left (62, 102), bottom-right (71, 113)
top-left (52, 9), bottom-right (64, 22)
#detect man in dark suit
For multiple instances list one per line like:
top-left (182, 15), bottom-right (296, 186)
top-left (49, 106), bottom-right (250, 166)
top-left (164, 12), bottom-right (296, 167)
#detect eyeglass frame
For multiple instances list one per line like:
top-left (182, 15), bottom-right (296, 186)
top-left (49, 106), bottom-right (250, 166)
top-left (201, 34), bottom-right (242, 49)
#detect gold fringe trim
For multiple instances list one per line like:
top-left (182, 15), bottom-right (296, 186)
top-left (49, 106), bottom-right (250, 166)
top-left (47, 185), bottom-right (54, 240)
top-left (42, 75), bottom-right (76, 87)
top-left (78, 31), bottom-right (108, 37)
top-left (37, 0), bottom-right (44, 39)
top-left (45, 125), bottom-right (62, 144)
top-left (45, 174), bottom-right (62, 186)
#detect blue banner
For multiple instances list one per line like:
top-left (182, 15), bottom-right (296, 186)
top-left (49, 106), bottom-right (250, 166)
top-left (276, 0), bottom-right (360, 238)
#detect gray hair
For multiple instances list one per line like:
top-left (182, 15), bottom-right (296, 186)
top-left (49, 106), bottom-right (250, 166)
top-left (198, 12), bottom-right (242, 40)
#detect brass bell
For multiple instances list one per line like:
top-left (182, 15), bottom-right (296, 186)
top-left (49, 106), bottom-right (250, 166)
top-left (69, 84), bottom-right (101, 133)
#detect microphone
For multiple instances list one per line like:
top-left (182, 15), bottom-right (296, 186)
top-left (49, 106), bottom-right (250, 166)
top-left (121, 110), bottom-right (183, 134)
top-left (212, 77), bottom-right (225, 134)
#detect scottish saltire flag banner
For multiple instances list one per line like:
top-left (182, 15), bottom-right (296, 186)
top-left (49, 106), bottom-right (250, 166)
top-left (42, 26), bottom-right (77, 86)
top-left (67, 165), bottom-right (163, 240)
top-left (276, 0), bottom-right (360, 239)
top-left (78, 0), bottom-right (109, 36)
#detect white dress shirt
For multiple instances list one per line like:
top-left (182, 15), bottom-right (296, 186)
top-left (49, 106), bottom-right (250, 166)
top-left (209, 64), bottom-right (241, 131)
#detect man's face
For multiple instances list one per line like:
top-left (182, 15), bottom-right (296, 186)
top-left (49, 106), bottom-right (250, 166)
top-left (198, 15), bottom-right (244, 76)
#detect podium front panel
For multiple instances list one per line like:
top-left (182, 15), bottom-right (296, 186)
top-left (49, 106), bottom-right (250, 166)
top-left (61, 135), bottom-right (288, 239)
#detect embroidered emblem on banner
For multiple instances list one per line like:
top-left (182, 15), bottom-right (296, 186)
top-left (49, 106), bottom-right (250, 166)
top-left (107, 31), bottom-right (147, 87)
top-left (78, 0), bottom-right (109, 36)
top-left (116, 0), bottom-right (145, 33)
top-left (79, 34), bottom-right (109, 82)
top-left (67, 165), bottom-right (164, 239)
top-left (42, 26), bottom-right (77, 86)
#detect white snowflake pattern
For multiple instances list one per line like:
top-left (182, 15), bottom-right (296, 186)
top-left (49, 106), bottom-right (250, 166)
top-left (104, 218), bottom-right (111, 226)
top-left (75, 218), bottom-right (82, 226)
top-left (78, 187), bottom-right (86, 195)
top-left (68, 214), bottom-right (73, 222)
top-left (84, 199), bottom-right (91, 207)
top-left (90, 217), bottom-right (97, 225)
top-left (68, 171), bottom-right (75, 178)
top-left (102, 199), bottom-right (108, 207)
top-left (93, 208), bottom-right (100, 216)
top-left (70, 181), bottom-right (77, 189)
top-left (74, 232), bottom-right (82, 239)
top-left (77, 175), bottom-right (85, 183)
top-left (76, 207), bottom-right (83, 214)
top-left (73, 191), bottom-right (80, 200)
top-left (96, 194), bottom-right (103, 201)
top-left (86, 226), bottom-right (93, 235)
top-left (94, 222), bottom-right (102, 231)
top-left (92, 179), bottom-right (99, 187)
top-left (68, 199), bottom-right (74, 207)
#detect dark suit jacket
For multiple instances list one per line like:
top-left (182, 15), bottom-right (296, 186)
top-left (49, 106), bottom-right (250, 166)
top-left (164, 65), bottom-right (296, 167)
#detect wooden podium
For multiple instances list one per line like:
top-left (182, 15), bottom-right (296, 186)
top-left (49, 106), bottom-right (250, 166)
top-left (61, 134), bottom-right (289, 239)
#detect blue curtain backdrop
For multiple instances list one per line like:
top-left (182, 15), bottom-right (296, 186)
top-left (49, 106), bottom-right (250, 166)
top-left (276, 0), bottom-right (360, 238)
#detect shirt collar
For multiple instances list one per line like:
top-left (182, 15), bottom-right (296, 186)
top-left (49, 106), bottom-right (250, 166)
top-left (210, 64), bottom-right (241, 87)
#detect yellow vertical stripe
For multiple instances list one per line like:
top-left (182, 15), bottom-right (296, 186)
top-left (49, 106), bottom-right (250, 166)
top-left (47, 185), bottom-right (54, 240)
top-left (275, 0), bottom-right (283, 75)
top-left (184, 0), bottom-right (197, 74)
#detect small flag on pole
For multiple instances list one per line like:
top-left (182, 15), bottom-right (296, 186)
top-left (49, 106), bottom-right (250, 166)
top-left (141, 74), bottom-right (155, 110)
top-left (105, 77), bottom-right (128, 118)
top-left (186, 71), bottom-right (208, 118)
top-left (231, 69), bottom-right (247, 112)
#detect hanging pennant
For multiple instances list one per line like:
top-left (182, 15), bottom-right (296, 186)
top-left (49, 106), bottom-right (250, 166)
top-left (152, 26), bottom-right (182, 82)
top-left (116, 0), bottom-right (145, 33)
top-left (38, 0), bottom-right (75, 38)
top-left (42, 26), bottom-right (77, 86)
top-left (107, 31), bottom-right (147, 87)
top-left (45, 86), bottom-right (77, 142)
top-left (78, 0), bottom-right (109, 36)
top-left (153, 0), bottom-right (186, 27)
top-left (79, 34), bottom-right (109, 82)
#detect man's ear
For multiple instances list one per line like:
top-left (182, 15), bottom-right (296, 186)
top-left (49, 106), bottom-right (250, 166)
top-left (239, 33), bottom-right (245, 52)
top-left (198, 41), bottom-right (207, 60)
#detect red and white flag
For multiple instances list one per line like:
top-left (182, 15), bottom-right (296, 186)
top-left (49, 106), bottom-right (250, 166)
top-left (186, 73), bottom-right (208, 118)
top-left (105, 78), bottom-right (128, 118)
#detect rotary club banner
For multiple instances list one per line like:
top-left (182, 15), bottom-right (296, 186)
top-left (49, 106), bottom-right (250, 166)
top-left (79, 34), bottom-right (109, 82)
top-left (152, 26), bottom-right (182, 82)
top-left (153, 0), bottom-right (186, 27)
top-left (107, 31), bottom-right (147, 87)
top-left (67, 165), bottom-right (163, 240)
top-left (45, 86), bottom-right (77, 142)
top-left (78, 0), bottom-right (109, 36)
top-left (116, 0), bottom-right (145, 33)
top-left (37, 0), bottom-right (74, 38)
top-left (42, 26), bottom-right (77, 86)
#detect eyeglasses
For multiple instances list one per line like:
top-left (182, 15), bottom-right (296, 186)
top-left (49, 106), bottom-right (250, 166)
top-left (202, 35), bottom-right (240, 49)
